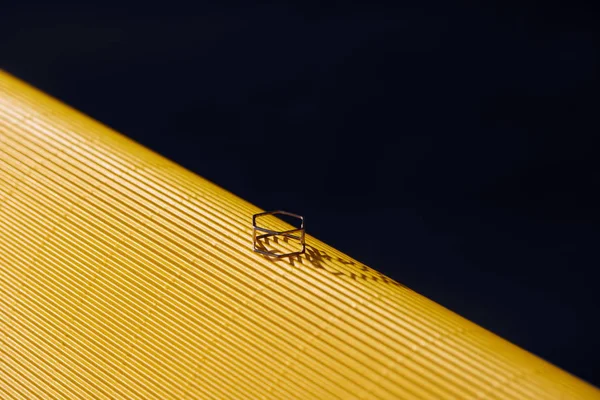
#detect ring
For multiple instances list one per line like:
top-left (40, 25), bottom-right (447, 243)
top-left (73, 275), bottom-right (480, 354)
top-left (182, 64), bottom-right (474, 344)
top-left (252, 210), bottom-right (305, 258)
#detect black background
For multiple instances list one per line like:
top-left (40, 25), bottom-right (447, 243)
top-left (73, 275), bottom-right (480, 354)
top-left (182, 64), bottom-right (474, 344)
top-left (2, 0), bottom-right (599, 387)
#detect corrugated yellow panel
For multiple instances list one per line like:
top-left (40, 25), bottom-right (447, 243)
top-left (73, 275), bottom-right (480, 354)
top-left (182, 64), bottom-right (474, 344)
top-left (0, 70), bottom-right (598, 399)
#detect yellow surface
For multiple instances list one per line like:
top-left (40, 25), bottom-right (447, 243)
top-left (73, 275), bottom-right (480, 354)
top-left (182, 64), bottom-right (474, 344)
top-left (0, 71), bottom-right (597, 400)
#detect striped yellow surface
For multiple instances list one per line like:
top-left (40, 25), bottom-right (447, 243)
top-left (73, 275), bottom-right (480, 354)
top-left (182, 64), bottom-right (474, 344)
top-left (0, 70), bottom-right (597, 400)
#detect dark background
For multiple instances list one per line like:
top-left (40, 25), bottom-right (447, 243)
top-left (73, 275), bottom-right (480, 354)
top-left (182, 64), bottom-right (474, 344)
top-left (2, 0), bottom-right (599, 387)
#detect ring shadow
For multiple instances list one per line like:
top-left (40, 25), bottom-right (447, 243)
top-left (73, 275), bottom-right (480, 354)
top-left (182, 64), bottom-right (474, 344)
top-left (254, 235), bottom-right (405, 289)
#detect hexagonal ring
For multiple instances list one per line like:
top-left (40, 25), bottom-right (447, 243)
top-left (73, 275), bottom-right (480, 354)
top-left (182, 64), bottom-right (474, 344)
top-left (252, 210), bottom-right (305, 258)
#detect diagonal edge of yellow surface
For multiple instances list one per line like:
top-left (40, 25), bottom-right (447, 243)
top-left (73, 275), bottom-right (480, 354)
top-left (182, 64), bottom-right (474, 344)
top-left (0, 70), bottom-right (597, 400)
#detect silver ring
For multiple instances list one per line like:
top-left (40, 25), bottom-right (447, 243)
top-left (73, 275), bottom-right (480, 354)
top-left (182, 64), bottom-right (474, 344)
top-left (252, 210), bottom-right (305, 258)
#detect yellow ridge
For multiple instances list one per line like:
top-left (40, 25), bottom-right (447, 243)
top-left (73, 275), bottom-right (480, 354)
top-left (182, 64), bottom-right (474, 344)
top-left (0, 70), bottom-right (598, 399)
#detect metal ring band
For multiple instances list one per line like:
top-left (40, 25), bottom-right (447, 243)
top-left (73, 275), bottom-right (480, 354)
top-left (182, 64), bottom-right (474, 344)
top-left (252, 210), bottom-right (305, 258)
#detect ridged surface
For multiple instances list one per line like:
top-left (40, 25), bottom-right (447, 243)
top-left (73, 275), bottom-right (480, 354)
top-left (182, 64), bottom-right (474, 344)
top-left (0, 71), bottom-right (597, 399)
